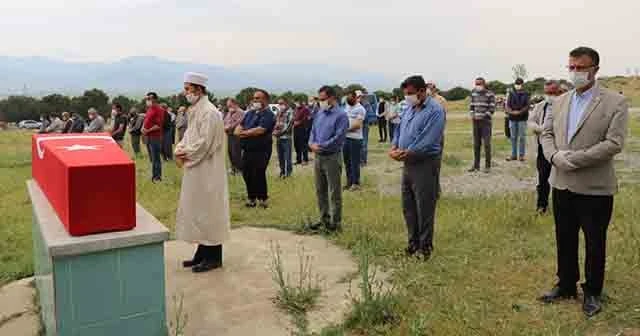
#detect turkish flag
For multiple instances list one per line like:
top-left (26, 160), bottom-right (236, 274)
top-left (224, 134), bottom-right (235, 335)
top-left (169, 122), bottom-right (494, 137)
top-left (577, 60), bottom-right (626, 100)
top-left (32, 133), bottom-right (136, 236)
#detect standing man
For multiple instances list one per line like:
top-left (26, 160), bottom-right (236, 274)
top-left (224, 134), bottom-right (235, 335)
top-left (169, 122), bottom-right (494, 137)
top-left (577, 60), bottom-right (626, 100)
top-left (468, 78), bottom-right (495, 173)
top-left (175, 105), bottom-right (188, 142)
top-left (86, 108), bottom-right (105, 133)
top-left (506, 78), bottom-right (530, 161)
top-left (273, 98), bottom-right (294, 178)
top-left (175, 72), bottom-right (230, 273)
top-left (528, 80), bottom-right (561, 214)
top-left (224, 99), bottom-right (245, 175)
top-left (388, 97), bottom-right (401, 141)
top-left (160, 104), bottom-right (175, 161)
top-left (128, 107), bottom-right (145, 156)
top-left (308, 86), bottom-right (349, 232)
top-left (357, 90), bottom-right (377, 166)
top-left (343, 91), bottom-right (366, 191)
top-left (142, 92), bottom-right (165, 183)
top-left (110, 103), bottom-right (128, 148)
top-left (389, 75), bottom-right (445, 259)
top-left (293, 101), bottom-right (311, 165)
top-left (235, 89), bottom-right (276, 209)
top-left (376, 97), bottom-right (389, 143)
top-left (539, 47), bottom-right (629, 317)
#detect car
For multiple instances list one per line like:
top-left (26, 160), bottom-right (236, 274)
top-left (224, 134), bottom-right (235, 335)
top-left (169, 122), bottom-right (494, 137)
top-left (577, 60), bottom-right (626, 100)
top-left (18, 120), bottom-right (42, 130)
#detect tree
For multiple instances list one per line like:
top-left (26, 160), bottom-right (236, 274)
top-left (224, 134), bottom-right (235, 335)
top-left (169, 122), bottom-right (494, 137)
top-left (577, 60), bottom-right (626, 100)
top-left (111, 95), bottom-right (137, 114)
top-left (330, 85), bottom-right (345, 102)
top-left (41, 94), bottom-right (72, 114)
top-left (0, 96), bottom-right (43, 122)
top-left (486, 80), bottom-right (508, 95)
top-left (392, 88), bottom-right (403, 100)
top-left (374, 90), bottom-right (393, 101)
top-left (235, 87), bottom-right (259, 109)
top-left (441, 87), bottom-right (471, 101)
top-left (512, 64), bottom-right (528, 81)
top-left (523, 77), bottom-right (546, 95)
top-left (71, 89), bottom-right (110, 118)
top-left (344, 84), bottom-right (366, 95)
top-left (292, 92), bottom-right (309, 104)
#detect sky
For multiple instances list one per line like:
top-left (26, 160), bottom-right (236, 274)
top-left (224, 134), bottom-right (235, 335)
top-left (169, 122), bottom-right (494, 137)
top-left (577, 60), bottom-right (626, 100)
top-left (1, 0), bottom-right (640, 86)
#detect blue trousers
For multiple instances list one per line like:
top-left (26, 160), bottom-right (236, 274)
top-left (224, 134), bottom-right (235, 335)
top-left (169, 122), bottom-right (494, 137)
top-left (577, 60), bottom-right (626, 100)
top-left (147, 137), bottom-right (163, 180)
top-left (276, 138), bottom-right (293, 177)
top-left (343, 138), bottom-right (363, 186)
top-left (509, 120), bottom-right (527, 158)
top-left (361, 122), bottom-right (369, 164)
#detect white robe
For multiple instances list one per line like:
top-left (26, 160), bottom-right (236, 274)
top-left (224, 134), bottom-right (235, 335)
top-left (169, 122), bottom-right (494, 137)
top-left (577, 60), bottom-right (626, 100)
top-left (174, 97), bottom-right (230, 245)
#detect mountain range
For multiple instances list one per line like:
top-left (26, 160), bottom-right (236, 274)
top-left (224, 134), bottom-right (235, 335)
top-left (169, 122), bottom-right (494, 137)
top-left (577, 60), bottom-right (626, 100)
top-left (0, 56), bottom-right (398, 97)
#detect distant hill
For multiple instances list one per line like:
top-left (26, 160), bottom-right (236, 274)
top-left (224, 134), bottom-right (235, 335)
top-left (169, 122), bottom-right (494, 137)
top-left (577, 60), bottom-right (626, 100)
top-left (0, 56), bottom-right (396, 97)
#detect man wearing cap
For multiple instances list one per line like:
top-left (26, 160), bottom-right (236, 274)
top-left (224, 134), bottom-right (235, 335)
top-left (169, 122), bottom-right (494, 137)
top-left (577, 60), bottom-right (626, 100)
top-left (506, 78), bottom-right (530, 161)
top-left (142, 92), bottom-right (165, 182)
top-left (175, 72), bottom-right (230, 273)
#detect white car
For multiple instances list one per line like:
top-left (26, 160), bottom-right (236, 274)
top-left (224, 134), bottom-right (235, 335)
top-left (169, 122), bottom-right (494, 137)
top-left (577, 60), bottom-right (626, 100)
top-left (18, 120), bottom-right (42, 130)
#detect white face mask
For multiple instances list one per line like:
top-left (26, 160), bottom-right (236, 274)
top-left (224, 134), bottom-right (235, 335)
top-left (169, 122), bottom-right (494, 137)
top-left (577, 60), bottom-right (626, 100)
top-left (146, 100), bottom-right (153, 107)
top-left (111, 109), bottom-right (117, 116)
top-left (544, 95), bottom-right (555, 104)
top-left (475, 85), bottom-right (485, 92)
top-left (404, 95), bottom-right (419, 106)
top-left (279, 104), bottom-right (287, 111)
top-left (514, 85), bottom-right (523, 90)
top-left (186, 93), bottom-right (199, 104)
top-left (425, 89), bottom-right (433, 96)
top-left (251, 102), bottom-right (263, 110)
top-left (319, 100), bottom-right (330, 110)
top-left (569, 71), bottom-right (591, 89)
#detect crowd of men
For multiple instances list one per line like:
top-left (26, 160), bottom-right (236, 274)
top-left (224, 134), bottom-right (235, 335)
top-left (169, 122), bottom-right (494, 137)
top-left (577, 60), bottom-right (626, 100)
top-left (32, 46), bottom-right (629, 318)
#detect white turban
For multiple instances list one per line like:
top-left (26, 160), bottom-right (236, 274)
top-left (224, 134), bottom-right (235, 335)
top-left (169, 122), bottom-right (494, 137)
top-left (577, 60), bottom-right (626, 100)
top-left (184, 72), bottom-right (208, 87)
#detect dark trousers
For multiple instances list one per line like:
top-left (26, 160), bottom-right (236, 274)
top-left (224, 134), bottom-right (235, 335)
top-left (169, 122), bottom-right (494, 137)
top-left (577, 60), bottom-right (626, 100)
top-left (552, 189), bottom-right (613, 296)
top-left (227, 134), bottom-right (243, 173)
top-left (378, 117), bottom-right (388, 142)
top-left (294, 127), bottom-right (309, 163)
top-left (276, 138), bottom-right (293, 176)
top-left (361, 122), bottom-right (369, 164)
top-left (193, 244), bottom-right (223, 263)
top-left (242, 150), bottom-right (271, 201)
top-left (536, 144), bottom-right (552, 210)
top-left (343, 138), bottom-right (362, 186)
top-left (315, 152), bottom-right (343, 228)
top-left (147, 137), bottom-right (163, 180)
top-left (389, 123), bottom-right (398, 143)
top-left (130, 134), bottom-right (142, 156)
top-left (402, 158), bottom-right (439, 252)
top-left (472, 119), bottom-right (492, 169)
top-left (162, 129), bottom-right (174, 160)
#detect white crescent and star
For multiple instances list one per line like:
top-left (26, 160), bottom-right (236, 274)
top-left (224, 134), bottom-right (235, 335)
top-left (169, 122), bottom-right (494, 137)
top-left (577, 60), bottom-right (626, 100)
top-left (57, 144), bottom-right (101, 151)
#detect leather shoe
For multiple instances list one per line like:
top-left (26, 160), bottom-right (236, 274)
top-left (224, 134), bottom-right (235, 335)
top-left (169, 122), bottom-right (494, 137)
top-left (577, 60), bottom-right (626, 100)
top-left (182, 259), bottom-right (199, 268)
top-left (405, 245), bottom-right (419, 256)
top-left (192, 260), bottom-right (222, 273)
top-left (537, 286), bottom-right (577, 303)
top-left (583, 295), bottom-right (602, 317)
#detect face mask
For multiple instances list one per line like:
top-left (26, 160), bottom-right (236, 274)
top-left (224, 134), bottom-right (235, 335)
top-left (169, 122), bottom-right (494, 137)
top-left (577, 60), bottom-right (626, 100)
top-left (426, 89), bottom-right (433, 96)
top-left (475, 85), bottom-right (484, 91)
top-left (111, 109), bottom-right (117, 116)
top-left (146, 100), bottom-right (153, 107)
top-left (319, 100), bottom-right (330, 110)
top-left (186, 93), bottom-right (199, 104)
top-left (404, 95), bottom-right (419, 106)
top-left (279, 104), bottom-right (287, 111)
top-left (569, 71), bottom-right (591, 89)
top-left (251, 102), bottom-right (263, 110)
top-left (515, 85), bottom-right (523, 90)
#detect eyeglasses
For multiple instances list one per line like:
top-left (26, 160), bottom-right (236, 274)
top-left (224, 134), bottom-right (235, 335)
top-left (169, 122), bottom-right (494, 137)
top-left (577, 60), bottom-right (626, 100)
top-left (566, 65), bottom-right (596, 72)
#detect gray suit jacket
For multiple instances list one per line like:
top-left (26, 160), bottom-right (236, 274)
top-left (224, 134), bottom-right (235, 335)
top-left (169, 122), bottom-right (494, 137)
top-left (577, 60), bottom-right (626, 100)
top-left (541, 83), bottom-right (629, 196)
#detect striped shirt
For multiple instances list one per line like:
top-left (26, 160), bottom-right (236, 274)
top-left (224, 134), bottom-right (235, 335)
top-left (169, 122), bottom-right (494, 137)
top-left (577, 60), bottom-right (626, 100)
top-left (469, 89), bottom-right (496, 120)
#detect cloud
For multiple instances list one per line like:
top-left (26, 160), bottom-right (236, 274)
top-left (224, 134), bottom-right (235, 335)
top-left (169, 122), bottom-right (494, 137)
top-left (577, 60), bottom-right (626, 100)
top-left (1, 0), bottom-right (639, 87)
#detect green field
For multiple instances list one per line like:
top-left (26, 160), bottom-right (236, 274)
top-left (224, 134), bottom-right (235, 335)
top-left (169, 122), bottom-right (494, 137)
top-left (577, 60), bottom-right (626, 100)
top-left (1, 116), bottom-right (639, 335)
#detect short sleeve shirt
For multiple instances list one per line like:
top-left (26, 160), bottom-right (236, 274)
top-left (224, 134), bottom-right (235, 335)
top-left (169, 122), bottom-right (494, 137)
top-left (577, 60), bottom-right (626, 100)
top-left (112, 114), bottom-right (128, 140)
top-left (345, 104), bottom-right (366, 140)
top-left (240, 109), bottom-right (276, 152)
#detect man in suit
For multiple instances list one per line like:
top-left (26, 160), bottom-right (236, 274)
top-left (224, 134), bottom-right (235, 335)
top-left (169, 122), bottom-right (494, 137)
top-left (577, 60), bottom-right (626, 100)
top-left (528, 80), bottom-right (562, 214)
top-left (539, 47), bottom-right (629, 317)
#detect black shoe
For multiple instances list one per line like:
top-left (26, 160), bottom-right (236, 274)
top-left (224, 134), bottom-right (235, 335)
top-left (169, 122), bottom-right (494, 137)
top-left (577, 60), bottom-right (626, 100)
top-left (343, 185), bottom-right (352, 191)
top-left (405, 245), bottom-right (419, 256)
top-left (325, 225), bottom-right (342, 234)
top-left (192, 260), bottom-right (222, 273)
top-left (538, 286), bottom-right (578, 303)
top-left (182, 259), bottom-right (200, 268)
top-left (305, 222), bottom-right (323, 233)
top-left (152, 177), bottom-right (162, 183)
top-left (418, 248), bottom-right (433, 260)
top-left (468, 167), bottom-right (479, 173)
top-left (536, 207), bottom-right (547, 215)
top-left (245, 200), bottom-right (257, 208)
top-left (583, 295), bottom-right (602, 317)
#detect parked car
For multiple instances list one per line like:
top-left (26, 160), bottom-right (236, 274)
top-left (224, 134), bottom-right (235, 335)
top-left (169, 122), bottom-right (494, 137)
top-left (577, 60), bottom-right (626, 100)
top-left (18, 120), bottom-right (42, 129)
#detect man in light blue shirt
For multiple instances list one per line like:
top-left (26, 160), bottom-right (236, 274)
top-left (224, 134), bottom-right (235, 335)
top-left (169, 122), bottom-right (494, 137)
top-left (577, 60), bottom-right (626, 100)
top-left (389, 75), bottom-right (445, 259)
top-left (567, 86), bottom-right (595, 142)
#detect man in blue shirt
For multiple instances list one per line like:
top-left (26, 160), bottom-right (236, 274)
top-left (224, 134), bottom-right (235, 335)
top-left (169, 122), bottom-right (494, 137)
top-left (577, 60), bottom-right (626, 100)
top-left (390, 75), bottom-right (446, 259)
top-left (308, 86), bottom-right (349, 232)
top-left (235, 89), bottom-right (276, 209)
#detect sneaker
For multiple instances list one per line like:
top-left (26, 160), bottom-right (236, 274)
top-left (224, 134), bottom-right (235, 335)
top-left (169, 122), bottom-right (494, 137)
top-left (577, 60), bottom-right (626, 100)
top-left (467, 167), bottom-right (479, 173)
top-left (245, 200), bottom-right (257, 208)
top-left (258, 200), bottom-right (269, 209)
top-left (519, 157), bottom-right (526, 162)
top-left (350, 184), bottom-right (362, 191)
top-left (506, 157), bottom-right (517, 161)
top-left (482, 167), bottom-right (491, 174)
top-left (536, 207), bottom-right (547, 215)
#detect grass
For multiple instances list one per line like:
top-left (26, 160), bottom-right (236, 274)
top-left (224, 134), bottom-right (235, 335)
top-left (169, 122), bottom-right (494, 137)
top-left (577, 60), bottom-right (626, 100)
top-left (1, 115), bottom-right (639, 335)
